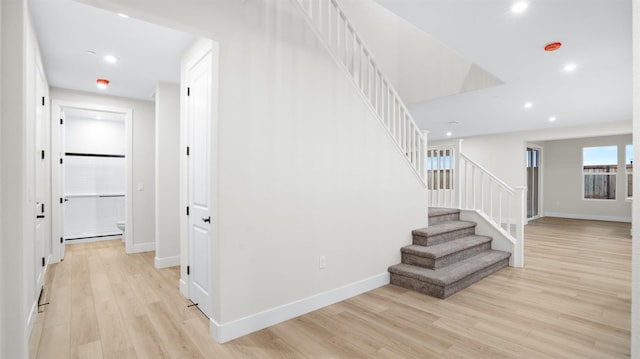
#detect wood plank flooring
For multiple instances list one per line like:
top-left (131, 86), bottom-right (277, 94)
top-left (31, 217), bottom-right (631, 358)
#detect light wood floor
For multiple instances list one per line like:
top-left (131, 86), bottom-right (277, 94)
top-left (30, 217), bottom-right (631, 358)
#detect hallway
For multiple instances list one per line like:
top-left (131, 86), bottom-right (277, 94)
top-left (31, 218), bottom-right (631, 358)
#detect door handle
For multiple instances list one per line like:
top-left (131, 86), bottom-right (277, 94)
top-left (202, 217), bottom-right (211, 223)
top-left (37, 215), bottom-right (45, 219)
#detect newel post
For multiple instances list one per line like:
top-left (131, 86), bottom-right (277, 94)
top-left (513, 186), bottom-right (527, 268)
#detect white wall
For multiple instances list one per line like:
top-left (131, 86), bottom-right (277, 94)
top-left (632, 0), bottom-right (639, 356)
top-left (50, 88), bottom-right (156, 250)
top-left (65, 116), bottom-right (125, 154)
top-left (154, 82), bottom-right (180, 268)
top-left (139, 0), bottom-right (428, 341)
top-left (337, 0), bottom-right (502, 104)
top-left (542, 135), bottom-right (632, 222)
top-left (0, 0), bottom-right (4, 351)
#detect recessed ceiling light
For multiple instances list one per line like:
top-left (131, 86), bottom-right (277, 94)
top-left (104, 55), bottom-right (118, 64)
top-left (96, 79), bottom-right (110, 89)
top-left (446, 131), bottom-right (453, 137)
top-left (524, 102), bottom-right (533, 109)
top-left (511, 2), bottom-right (528, 13)
top-left (548, 116), bottom-right (557, 122)
top-left (563, 63), bottom-right (577, 72)
top-left (96, 116), bottom-right (103, 120)
top-left (117, 13), bottom-right (129, 18)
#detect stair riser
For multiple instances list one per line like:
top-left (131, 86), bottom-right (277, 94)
top-left (442, 257), bottom-right (509, 298)
top-left (402, 242), bottom-right (492, 270)
top-left (428, 213), bottom-right (460, 226)
top-left (413, 227), bottom-right (476, 246)
top-left (390, 273), bottom-right (445, 298)
top-left (390, 257), bottom-right (509, 299)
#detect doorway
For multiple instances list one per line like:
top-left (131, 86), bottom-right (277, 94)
top-left (50, 101), bottom-right (133, 262)
top-left (526, 146), bottom-right (542, 220)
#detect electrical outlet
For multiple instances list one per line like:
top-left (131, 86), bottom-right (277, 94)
top-left (319, 256), bottom-right (327, 269)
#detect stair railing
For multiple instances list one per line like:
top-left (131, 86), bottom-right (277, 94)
top-left (292, 0), bottom-right (426, 185)
top-left (428, 140), bottom-right (525, 267)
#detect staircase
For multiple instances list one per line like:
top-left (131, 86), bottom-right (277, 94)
top-left (388, 207), bottom-right (510, 299)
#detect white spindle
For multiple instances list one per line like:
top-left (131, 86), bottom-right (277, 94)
top-left (292, 0), bottom-right (426, 184)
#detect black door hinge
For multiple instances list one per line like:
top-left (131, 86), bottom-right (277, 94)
top-left (59, 197), bottom-right (63, 204)
top-left (187, 265), bottom-right (190, 275)
top-left (41, 97), bottom-right (45, 106)
top-left (42, 257), bottom-right (45, 267)
top-left (60, 237), bottom-right (63, 244)
top-left (60, 158), bottom-right (63, 164)
top-left (186, 146), bottom-right (190, 156)
top-left (41, 203), bottom-right (45, 213)
top-left (60, 118), bottom-right (63, 125)
top-left (41, 150), bottom-right (45, 160)
top-left (186, 206), bottom-right (190, 216)
top-left (187, 87), bottom-right (190, 96)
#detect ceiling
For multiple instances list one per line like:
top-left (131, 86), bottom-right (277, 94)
top-left (376, 0), bottom-right (632, 140)
top-left (28, 0), bottom-right (195, 101)
top-left (27, 0), bottom-right (631, 140)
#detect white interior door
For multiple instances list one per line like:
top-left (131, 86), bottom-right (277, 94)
top-left (59, 110), bottom-right (67, 258)
top-left (187, 48), bottom-right (213, 318)
top-left (34, 63), bottom-right (47, 293)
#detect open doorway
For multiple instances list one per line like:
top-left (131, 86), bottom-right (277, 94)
top-left (50, 101), bottom-right (133, 261)
top-left (526, 145), bottom-right (542, 221)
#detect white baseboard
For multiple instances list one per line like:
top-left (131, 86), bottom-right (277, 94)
top-left (544, 212), bottom-right (631, 223)
top-left (209, 272), bottom-right (390, 343)
top-left (180, 278), bottom-right (188, 297)
top-left (130, 242), bottom-right (156, 253)
top-left (154, 255), bottom-right (180, 269)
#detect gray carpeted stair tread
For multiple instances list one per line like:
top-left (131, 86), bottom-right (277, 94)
top-left (401, 235), bottom-right (492, 259)
top-left (389, 250), bottom-right (510, 287)
top-left (428, 207), bottom-right (460, 217)
top-left (412, 221), bottom-right (476, 237)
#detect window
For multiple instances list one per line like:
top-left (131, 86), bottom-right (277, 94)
top-left (427, 149), bottom-right (453, 190)
top-left (583, 146), bottom-right (617, 200)
top-left (627, 144), bottom-right (633, 199)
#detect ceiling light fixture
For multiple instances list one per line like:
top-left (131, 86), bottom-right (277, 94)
top-left (96, 116), bottom-right (103, 120)
top-left (548, 116), bottom-right (557, 123)
top-left (524, 102), bottom-right (533, 109)
top-left (117, 13), bottom-right (129, 18)
top-left (544, 42), bottom-right (562, 52)
top-left (104, 55), bottom-right (118, 64)
top-left (563, 63), bottom-right (577, 72)
top-left (96, 79), bottom-right (110, 89)
top-left (511, 2), bottom-right (528, 13)
top-left (446, 131), bottom-right (453, 137)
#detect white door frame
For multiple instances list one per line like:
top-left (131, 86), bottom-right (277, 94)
top-left (179, 39), bottom-right (219, 317)
top-left (525, 143), bottom-right (544, 222)
top-left (50, 100), bottom-right (133, 262)
top-left (34, 57), bottom-right (49, 293)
